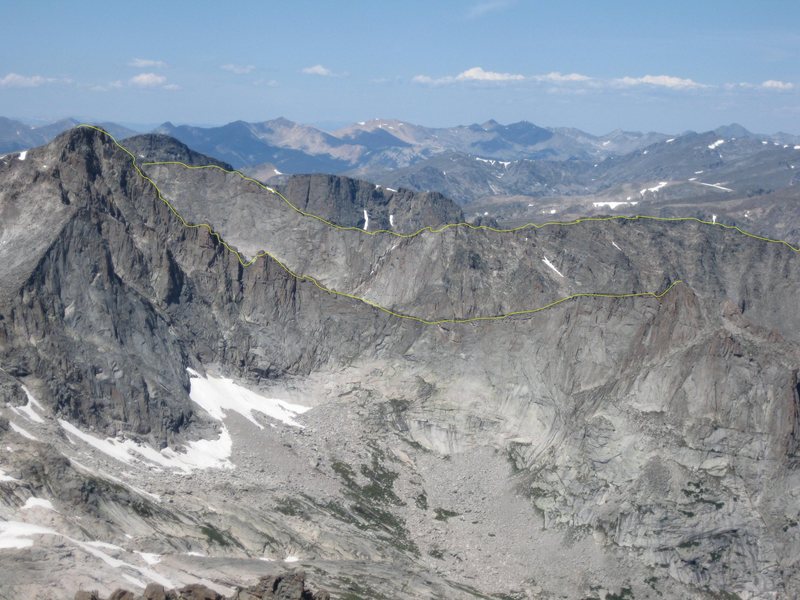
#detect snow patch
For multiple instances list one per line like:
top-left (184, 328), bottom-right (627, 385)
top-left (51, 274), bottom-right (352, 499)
top-left (22, 497), bottom-right (55, 512)
top-left (386, 187), bottom-right (397, 192)
top-left (542, 257), bottom-right (564, 278)
top-left (60, 419), bottom-right (233, 472)
top-left (666, 138), bottom-right (675, 143)
top-left (708, 139), bottom-right (725, 150)
top-left (612, 241), bottom-right (622, 251)
top-left (122, 574), bottom-right (147, 589)
top-left (639, 182), bottom-right (668, 195)
top-left (10, 385), bottom-right (44, 423)
top-left (284, 555), bottom-right (300, 563)
top-left (137, 552), bottom-right (161, 565)
top-left (389, 214), bottom-right (395, 228)
top-left (593, 201), bottom-right (639, 209)
top-left (0, 469), bottom-right (19, 483)
top-left (17, 150), bottom-right (27, 161)
top-left (602, 140), bottom-right (611, 146)
top-left (694, 182), bottom-right (734, 192)
top-left (363, 209), bottom-right (369, 231)
top-left (794, 145), bottom-right (800, 150)
top-left (273, 168), bottom-right (283, 175)
top-left (0, 521), bottom-right (55, 549)
top-left (712, 214), bottom-right (717, 223)
top-left (186, 369), bottom-right (310, 429)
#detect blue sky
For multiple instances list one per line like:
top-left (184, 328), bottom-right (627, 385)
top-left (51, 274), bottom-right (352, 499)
top-left (2, 0), bottom-right (799, 133)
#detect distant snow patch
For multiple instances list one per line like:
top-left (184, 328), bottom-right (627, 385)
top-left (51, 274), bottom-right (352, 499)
top-left (708, 139), bottom-right (725, 150)
top-left (639, 182), bottom-right (668, 195)
top-left (795, 145), bottom-right (800, 150)
top-left (17, 150), bottom-right (27, 161)
top-left (612, 241), bottom-right (622, 251)
top-left (386, 187), bottom-right (397, 192)
top-left (593, 201), bottom-right (639, 209)
top-left (273, 168), bottom-right (283, 175)
top-left (284, 555), bottom-right (300, 563)
top-left (602, 140), bottom-right (610, 146)
top-left (22, 497), bottom-right (55, 512)
top-left (712, 214), bottom-right (717, 223)
top-left (666, 138), bottom-right (675, 143)
top-left (694, 181), bottom-right (733, 192)
top-left (694, 170), bottom-right (704, 174)
top-left (363, 209), bottom-right (369, 231)
top-left (642, 150), bottom-right (648, 155)
top-left (762, 141), bottom-right (768, 145)
top-left (389, 214), bottom-right (395, 228)
top-left (542, 256), bottom-right (564, 278)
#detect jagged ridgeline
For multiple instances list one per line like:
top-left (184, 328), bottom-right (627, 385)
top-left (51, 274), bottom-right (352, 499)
top-left (0, 127), bottom-right (799, 598)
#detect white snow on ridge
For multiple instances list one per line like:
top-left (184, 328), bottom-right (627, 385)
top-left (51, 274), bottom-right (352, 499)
top-left (22, 497), bottom-right (55, 512)
top-left (60, 418), bottom-right (233, 472)
top-left (640, 182), bottom-right (668, 195)
top-left (17, 150), bottom-right (27, 161)
top-left (694, 181), bottom-right (734, 192)
top-left (666, 138), bottom-right (675, 143)
top-left (593, 201), bottom-right (639, 209)
top-left (363, 209), bottom-right (369, 231)
top-left (186, 368), bottom-right (310, 429)
top-left (542, 257), bottom-right (564, 278)
top-left (795, 145), bottom-right (800, 150)
top-left (386, 187), bottom-right (397, 192)
top-left (10, 385), bottom-right (44, 423)
top-left (708, 139), bottom-right (725, 150)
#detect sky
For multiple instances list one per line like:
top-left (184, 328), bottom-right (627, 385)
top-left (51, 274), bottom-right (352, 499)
top-left (2, 0), bottom-right (799, 134)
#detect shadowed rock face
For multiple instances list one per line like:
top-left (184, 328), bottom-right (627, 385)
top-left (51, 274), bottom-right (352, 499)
top-left (73, 572), bottom-right (329, 600)
top-left (1, 128), bottom-right (799, 599)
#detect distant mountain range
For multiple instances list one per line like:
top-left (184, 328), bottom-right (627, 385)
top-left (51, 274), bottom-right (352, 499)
top-left (2, 116), bottom-right (799, 208)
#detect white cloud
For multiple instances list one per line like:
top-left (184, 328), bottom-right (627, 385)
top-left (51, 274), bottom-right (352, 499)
top-left (0, 73), bottom-right (57, 88)
top-left (302, 64), bottom-right (334, 77)
top-left (533, 71), bottom-right (591, 83)
top-left (616, 74), bottom-right (706, 89)
top-left (761, 79), bottom-right (794, 90)
top-left (129, 58), bottom-right (167, 69)
top-left (129, 73), bottom-right (168, 88)
top-left (221, 64), bottom-right (255, 75)
top-left (90, 80), bottom-right (124, 92)
top-left (457, 66), bottom-right (524, 82)
top-left (467, 0), bottom-right (515, 18)
top-left (413, 66), bottom-right (524, 85)
top-left (163, 83), bottom-right (181, 91)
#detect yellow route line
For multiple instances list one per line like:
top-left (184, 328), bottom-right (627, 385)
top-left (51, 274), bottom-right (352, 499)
top-left (71, 123), bottom-right (789, 325)
top-left (140, 159), bottom-right (800, 253)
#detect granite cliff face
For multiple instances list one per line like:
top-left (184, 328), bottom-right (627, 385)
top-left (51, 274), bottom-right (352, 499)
top-left (0, 128), bottom-right (799, 599)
